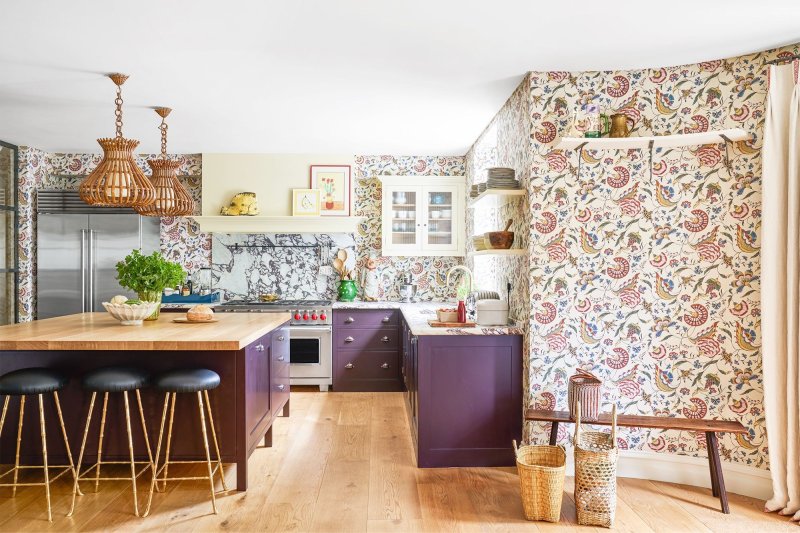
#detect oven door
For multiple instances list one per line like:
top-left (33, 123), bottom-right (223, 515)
top-left (289, 326), bottom-right (332, 381)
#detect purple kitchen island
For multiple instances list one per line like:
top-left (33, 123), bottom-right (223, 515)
top-left (334, 302), bottom-right (524, 468)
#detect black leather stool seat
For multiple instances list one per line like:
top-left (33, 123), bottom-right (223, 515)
top-left (82, 367), bottom-right (149, 392)
top-left (0, 368), bottom-right (68, 395)
top-left (153, 369), bottom-right (220, 393)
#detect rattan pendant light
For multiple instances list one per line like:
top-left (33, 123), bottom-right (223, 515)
top-left (135, 107), bottom-right (194, 217)
top-left (79, 73), bottom-right (155, 207)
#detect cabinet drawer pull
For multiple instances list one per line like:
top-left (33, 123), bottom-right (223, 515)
top-left (277, 356), bottom-right (285, 362)
top-left (345, 363), bottom-right (354, 369)
top-left (277, 335), bottom-right (285, 342)
top-left (345, 316), bottom-right (355, 323)
top-left (381, 363), bottom-right (389, 369)
top-left (344, 336), bottom-right (355, 343)
top-left (381, 336), bottom-right (390, 343)
top-left (255, 344), bottom-right (264, 352)
top-left (277, 384), bottom-right (286, 391)
top-left (382, 316), bottom-right (391, 323)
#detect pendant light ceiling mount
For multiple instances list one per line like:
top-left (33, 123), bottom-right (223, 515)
top-left (134, 107), bottom-right (195, 217)
top-left (79, 73), bottom-right (155, 207)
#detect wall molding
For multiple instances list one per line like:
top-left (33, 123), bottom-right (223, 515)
top-left (561, 447), bottom-right (772, 500)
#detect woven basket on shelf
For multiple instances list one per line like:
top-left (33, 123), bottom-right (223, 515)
top-left (568, 368), bottom-right (602, 421)
top-left (512, 440), bottom-right (566, 522)
top-left (573, 401), bottom-right (618, 528)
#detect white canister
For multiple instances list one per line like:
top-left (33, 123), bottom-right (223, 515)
top-left (476, 299), bottom-right (509, 326)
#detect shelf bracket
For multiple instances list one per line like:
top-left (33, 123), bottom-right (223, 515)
top-left (576, 142), bottom-right (588, 181)
top-left (720, 134), bottom-right (733, 173)
top-left (648, 140), bottom-right (655, 183)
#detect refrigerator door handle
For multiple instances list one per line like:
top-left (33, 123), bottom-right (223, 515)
top-left (89, 230), bottom-right (96, 312)
top-left (80, 229), bottom-right (87, 313)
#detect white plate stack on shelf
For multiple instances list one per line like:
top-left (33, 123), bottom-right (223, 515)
top-left (487, 167), bottom-right (520, 189)
top-left (469, 182), bottom-right (489, 198)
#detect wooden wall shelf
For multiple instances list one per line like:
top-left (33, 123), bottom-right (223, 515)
top-left (190, 216), bottom-right (365, 234)
top-left (554, 128), bottom-right (749, 150)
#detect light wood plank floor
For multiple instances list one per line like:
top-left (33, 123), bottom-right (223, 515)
top-left (0, 390), bottom-right (795, 532)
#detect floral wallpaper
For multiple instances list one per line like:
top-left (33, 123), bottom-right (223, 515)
top-left (352, 155), bottom-right (466, 300)
top-left (16, 151), bottom-right (205, 320)
top-left (467, 45), bottom-right (800, 470)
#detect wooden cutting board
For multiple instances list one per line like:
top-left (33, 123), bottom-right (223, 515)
top-left (427, 319), bottom-right (477, 328)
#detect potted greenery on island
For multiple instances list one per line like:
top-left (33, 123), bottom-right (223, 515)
top-left (116, 250), bottom-right (186, 320)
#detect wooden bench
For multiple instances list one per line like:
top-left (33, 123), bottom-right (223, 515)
top-left (525, 408), bottom-right (748, 514)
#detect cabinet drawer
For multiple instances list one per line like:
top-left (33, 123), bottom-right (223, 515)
top-left (333, 350), bottom-right (402, 392)
top-left (271, 326), bottom-right (290, 362)
top-left (335, 327), bottom-right (398, 351)
top-left (334, 309), bottom-right (398, 328)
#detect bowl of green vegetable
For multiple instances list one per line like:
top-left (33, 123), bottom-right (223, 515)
top-left (102, 295), bottom-right (160, 326)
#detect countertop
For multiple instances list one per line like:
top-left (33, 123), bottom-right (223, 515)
top-left (0, 312), bottom-right (291, 351)
top-left (333, 300), bottom-right (523, 336)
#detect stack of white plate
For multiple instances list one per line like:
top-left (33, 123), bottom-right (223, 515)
top-left (472, 235), bottom-right (488, 251)
top-left (487, 167), bottom-right (520, 189)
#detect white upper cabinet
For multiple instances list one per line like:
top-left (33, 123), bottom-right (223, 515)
top-left (380, 176), bottom-right (465, 257)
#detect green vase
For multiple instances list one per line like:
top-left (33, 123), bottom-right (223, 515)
top-left (337, 280), bottom-right (357, 302)
top-left (138, 290), bottom-right (162, 321)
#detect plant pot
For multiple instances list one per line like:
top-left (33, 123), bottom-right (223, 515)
top-left (325, 194), bottom-right (335, 210)
top-left (138, 291), bottom-right (162, 321)
top-left (337, 280), bottom-right (357, 302)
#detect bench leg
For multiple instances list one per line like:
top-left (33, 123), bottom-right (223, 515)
top-left (706, 431), bottom-right (719, 497)
top-left (549, 421), bottom-right (559, 445)
top-left (706, 432), bottom-right (729, 513)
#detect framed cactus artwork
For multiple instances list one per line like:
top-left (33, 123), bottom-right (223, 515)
top-left (310, 164), bottom-right (351, 216)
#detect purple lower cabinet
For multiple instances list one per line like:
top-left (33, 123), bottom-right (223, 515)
top-left (415, 334), bottom-right (522, 468)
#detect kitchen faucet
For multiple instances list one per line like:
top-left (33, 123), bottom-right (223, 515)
top-left (446, 265), bottom-right (474, 296)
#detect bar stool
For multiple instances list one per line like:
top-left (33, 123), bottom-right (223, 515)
top-left (144, 368), bottom-right (227, 517)
top-left (0, 367), bottom-right (78, 522)
top-left (68, 366), bottom-right (153, 517)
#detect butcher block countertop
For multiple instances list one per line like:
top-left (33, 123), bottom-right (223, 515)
top-left (0, 312), bottom-right (291, 351)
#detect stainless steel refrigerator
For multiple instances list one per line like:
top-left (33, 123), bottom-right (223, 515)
top-left (36, 190), bottom-right (160, 320)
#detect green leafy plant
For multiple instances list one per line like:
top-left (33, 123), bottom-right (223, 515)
top-left (116, 250), bottom-right (185, 298)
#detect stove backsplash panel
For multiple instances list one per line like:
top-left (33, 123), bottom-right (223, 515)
top-left (211, 233), bottom-right (356, 301)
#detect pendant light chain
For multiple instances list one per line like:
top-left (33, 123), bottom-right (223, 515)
top-left (160, 115), bottom-right (169, 158)
top-left (115, 83), bottom-right (124, 138)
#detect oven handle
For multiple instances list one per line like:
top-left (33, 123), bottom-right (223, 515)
top-left (288, 326), bottom-right (332, 333)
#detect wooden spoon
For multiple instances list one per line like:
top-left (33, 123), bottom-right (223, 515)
top-left (333, 258), bottom-right (344, 275)
top-left (337, 249), bottom-right (347, 262)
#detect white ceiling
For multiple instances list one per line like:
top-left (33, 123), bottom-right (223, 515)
top-left (1, 0), bottom-right (799, 155)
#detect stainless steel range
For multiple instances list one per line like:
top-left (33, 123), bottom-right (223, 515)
top-left (218, 299), bottom-right (333, 391)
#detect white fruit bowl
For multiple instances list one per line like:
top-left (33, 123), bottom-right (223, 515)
top-left (102, 301), bottom-right (160, 326)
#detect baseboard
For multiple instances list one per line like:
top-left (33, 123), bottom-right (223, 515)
top-left (562, 448), bottom-right (772, 500)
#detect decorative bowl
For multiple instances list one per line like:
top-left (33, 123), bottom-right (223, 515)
top-left (485, 231), bottom-right (514, 249)
top-left (102, 301), bottom-right (160, 326)
top-left (437, 309), bottom-right (459, 323)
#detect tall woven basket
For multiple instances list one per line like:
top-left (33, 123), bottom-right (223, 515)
top-left (573, 401), bottom-right (618, 528)
top-left (513, 440), bottom-right (566, 522)
top-left (568, 368), bottom-right (602, 421)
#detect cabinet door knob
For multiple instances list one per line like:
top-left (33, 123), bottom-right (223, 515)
top-left (255, 344), bottom-right (264, 352)
top-left (381, 336), bottom-right (390, 343)
top-left (277, 335), bottom-right (285, 342)
top-left (345, 316), bottom-right (355, 323)
top-left (277, 356), bottom-right (285, 362)
top-left (277, 384), bottom-right (286, 391)
top-left (381, 363), bottom-right (389, 369)
top-left (344, 336), bottom-right (355, 343)
top-left (345, 363), bottom-right (354, 369)
top-left (382, 316), bottom-right (391, 323)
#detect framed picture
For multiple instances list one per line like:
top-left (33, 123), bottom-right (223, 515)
top-left (310, 165), bottom-right (351, 216)
top-left (292, 188), bottom-right (321, 216)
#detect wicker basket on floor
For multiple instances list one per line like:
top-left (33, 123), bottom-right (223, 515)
top-left (568, 368), bottom-right (602, 421)
top-left (573, 401), bottom-right (618, 528)
top-left (513, 440), bottom-right (566, 522)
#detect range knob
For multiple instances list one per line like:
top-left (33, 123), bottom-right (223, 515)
top-left (320, 313), bottom-right (327, 321)
top-left (303, 312), bottom-right (309, 321)
top-left (311, 312), bottom-right (318, 320)
top-left (294, 312), bottom-right (301, 320)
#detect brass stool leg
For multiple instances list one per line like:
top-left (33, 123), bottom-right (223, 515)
top-left (143, 392), bottom-right (170, 518)
top-left (12, 396), bottom-right (25, 497)
top-left (196, 391), bottom-right (217, 514)
top-left (38, 394), bottom-right (52, 522)
top-left (135, 390), bottom-right (154, 469)
top-left (203, 390), bottom-right (228, 492)
top-left (68, 391), bottom-right (96, 517)
top-left (160, 392), bottom-right (176, 492)
top-left (0, 396), bottom-right (9, 437)
top-left (122, 391), bottom-right (140, 517)
top-left (53, 391), bottom-right (81, 497)
top-left (94, 392), bottom-right (109, 492)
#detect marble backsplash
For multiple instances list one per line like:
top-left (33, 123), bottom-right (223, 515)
top-left (211, 233), bottom-right (356, 301)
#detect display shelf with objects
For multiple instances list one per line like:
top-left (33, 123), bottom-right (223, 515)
top-left (189, 215), bottom-right (365, 234)
top-left (470, 249), bottom-right (526, 257)
top-left (468, 189), bottom-right (526, 209)
top-left (553, 128), bottom-right (749, 150)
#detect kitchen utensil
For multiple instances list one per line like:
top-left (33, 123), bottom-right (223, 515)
top-left (399, 273), bottom-right (417, 302)
top-left (476, 299), bottom-right (509, 326)
top-left (486, 219), bottom-right (515, 249)
top-left (333, 257), bottom-right (345, 276)
top-left (609, 113), bottom-right (631, 138)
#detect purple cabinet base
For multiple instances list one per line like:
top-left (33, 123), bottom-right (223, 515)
top-left (403, 327), bottom-right (522, 468)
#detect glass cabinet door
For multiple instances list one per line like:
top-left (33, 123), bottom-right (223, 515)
top-left (422, 185), bottom-right (459, 253)
top-left (0, 142), bottom-right (17, 325)
top-left (384, 185), bottom-right (421, 252)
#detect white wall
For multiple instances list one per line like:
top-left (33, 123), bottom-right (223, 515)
top-left (201, 153), bottom-right (354, 216)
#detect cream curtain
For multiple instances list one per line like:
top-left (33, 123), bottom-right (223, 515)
top-left (762, 61), bottom-right (800, 520)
